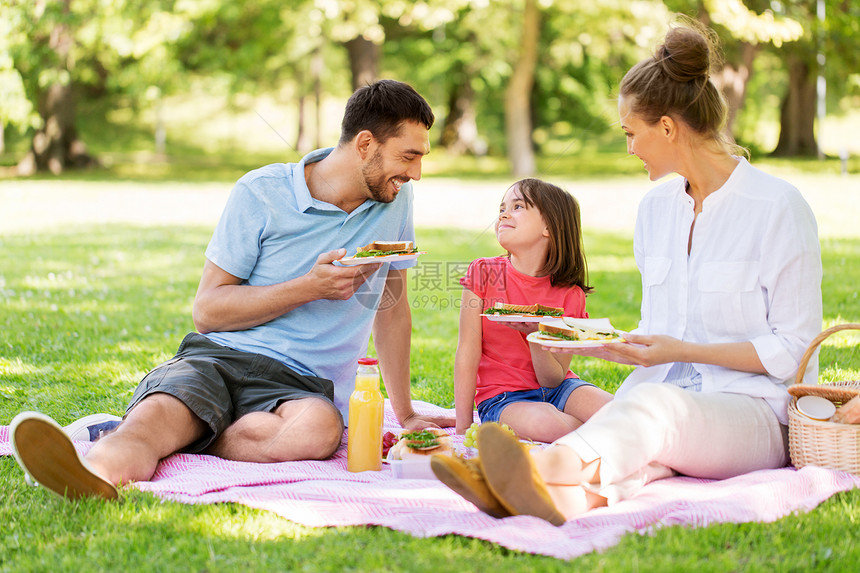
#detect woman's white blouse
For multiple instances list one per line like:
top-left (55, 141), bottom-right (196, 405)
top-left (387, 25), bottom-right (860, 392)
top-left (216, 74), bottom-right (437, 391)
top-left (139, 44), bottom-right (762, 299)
top-left (618, 158), bottom-right (822, 424)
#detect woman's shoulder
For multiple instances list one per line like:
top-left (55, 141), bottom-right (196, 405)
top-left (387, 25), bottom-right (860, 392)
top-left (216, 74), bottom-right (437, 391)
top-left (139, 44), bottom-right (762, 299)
top-left (735, 159), bottom-right (804, 201)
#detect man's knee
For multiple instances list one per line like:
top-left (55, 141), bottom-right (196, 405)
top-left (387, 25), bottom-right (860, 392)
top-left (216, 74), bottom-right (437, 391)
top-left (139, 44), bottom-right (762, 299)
top-left (300, 400), bottom-right (344, 459)
top-left (275, 397), bottom-right (344, 460)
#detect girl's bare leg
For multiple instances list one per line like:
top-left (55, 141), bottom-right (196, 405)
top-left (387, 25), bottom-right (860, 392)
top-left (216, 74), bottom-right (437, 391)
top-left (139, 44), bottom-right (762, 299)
top-left (499, 401), bottom-right (582, 443)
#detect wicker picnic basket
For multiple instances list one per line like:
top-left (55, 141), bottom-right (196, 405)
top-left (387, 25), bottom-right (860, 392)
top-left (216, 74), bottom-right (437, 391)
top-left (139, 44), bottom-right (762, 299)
top-left (788, 323), bottom-right (860, 474)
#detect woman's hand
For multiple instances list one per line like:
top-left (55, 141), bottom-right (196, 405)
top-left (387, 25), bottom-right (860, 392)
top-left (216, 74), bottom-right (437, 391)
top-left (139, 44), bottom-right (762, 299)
top-left (548, 333), bottom-right (767, 374)
top-left (547, 343), bottom-right (638, 363)
top-left (599, 333), bottom-right (684, 367)
top-left (547, 332), bottom-right (685, 367)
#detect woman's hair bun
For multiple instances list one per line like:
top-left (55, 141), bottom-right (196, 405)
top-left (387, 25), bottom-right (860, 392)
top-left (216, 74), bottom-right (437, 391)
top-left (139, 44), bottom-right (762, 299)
top-left (656, 25), bottom-right (713, 83)
top-left (620, 17), bottom-right (734, 146)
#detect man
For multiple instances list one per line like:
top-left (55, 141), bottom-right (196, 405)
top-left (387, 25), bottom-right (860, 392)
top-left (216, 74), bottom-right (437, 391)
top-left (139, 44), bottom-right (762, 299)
top-left (10, 79), bottom-right (453, 500)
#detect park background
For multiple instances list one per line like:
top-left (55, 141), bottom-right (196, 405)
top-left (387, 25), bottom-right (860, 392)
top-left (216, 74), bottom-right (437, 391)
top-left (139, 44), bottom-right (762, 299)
top-left (2, 0), bottom-right (860, 571)
top-left (1, 0), bottom-right (859, 176)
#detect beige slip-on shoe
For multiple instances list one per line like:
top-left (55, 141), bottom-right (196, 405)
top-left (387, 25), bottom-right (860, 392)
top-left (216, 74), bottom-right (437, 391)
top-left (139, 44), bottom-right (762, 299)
top-left (430, 454), bottom-right (511, 519)
top-left (10, 411), bottom-right (119, 500)
top-left (477, 422), bottom-right (566, 526)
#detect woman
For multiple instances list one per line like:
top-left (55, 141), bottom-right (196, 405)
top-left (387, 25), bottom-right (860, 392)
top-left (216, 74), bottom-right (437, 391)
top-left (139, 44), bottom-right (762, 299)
top-left (433, 20), bottom-right (822, 524)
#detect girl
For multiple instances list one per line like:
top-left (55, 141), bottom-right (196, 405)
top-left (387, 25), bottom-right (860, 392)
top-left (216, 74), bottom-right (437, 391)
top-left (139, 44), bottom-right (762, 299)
top-left (453, 178), bottom-right (612, 443)
top-left (438, 21), bottom-right (821, 524)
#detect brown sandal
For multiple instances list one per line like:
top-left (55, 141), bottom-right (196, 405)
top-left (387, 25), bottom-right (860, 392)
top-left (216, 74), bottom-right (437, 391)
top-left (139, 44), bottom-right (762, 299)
top-left (477, 423), bottom-right (566, 526)
top-left (430, 454), bottom-right (511, 519)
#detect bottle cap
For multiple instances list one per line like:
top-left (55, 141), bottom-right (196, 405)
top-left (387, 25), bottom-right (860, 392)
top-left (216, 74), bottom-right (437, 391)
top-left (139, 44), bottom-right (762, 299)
top-left (358, 357), bottom-right (379, 366)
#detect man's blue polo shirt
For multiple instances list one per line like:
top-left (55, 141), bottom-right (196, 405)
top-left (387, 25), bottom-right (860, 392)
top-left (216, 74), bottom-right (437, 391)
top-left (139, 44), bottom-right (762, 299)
top-left (203, 148), bottom-right (416, 417)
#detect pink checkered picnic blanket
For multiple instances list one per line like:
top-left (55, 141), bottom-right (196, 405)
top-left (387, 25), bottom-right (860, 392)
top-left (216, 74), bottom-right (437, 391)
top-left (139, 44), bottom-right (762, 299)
top-left (3, 400), bottom-right (859, 560)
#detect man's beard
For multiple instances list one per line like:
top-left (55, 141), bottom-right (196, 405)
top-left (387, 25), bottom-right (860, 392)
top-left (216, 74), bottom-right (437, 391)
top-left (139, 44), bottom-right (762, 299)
top-left (361, 149), bottom-right (400, 203)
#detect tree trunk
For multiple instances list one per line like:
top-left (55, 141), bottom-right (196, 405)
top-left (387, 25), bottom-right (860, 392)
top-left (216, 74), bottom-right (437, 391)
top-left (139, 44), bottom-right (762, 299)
top-left (312, 46), bottom-right (323, 150)
top-left (154, 95), bottom-right (166, 156)
top-left (17, 0), bottom-right (96, 175)
top-left (296, 90), bottom-right (311, 154)
top-left (772, 56), bottom-right (818, 157)
top-left (505, 0), bottom-right (539, 177)
top-left (713, 42), bottom-right (758, 136)
top-left (344, 37), bottom-right (380, 91)
top-left (294, 46), bottom-right (323, 154)
top-left (17, 82), bottom-right (96, 175)
top-left (439, 70), bottom-right (482, 155)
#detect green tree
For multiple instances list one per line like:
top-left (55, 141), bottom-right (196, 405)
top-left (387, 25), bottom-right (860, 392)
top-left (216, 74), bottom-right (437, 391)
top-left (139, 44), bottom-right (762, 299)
top-left (288, 0), bottom-right (467, 148)
top-left (173, 0), bottom-right (321, 152)
top-left (505, 0), bottom-right (540, 176)
top-left (295, 0), bottom-right (464, 91)
top-left (381, 2), bottom-right (508, 157)
top-left (0, 12), bottom-right (38, 155)
top-left (533, 0), bottom-right (672, 150)
top-left (11, 0), bottom-right (98, 174)
top-left (683, 0), bottom-right (859, 156)
top-left (384, 0), bottom-right (671, 173)
top-left (700, 0), bottom-right (803, 135)
top-left (661, 0), bottom-right (803, 144)
top-left (768, 0), bottom-right (860, 157)
top-left (4, 0), bottom-right (190, 175)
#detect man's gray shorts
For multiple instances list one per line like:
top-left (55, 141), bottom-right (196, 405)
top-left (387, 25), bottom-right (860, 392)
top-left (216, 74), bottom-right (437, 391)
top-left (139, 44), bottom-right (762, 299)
top-left (126, 332), bottom-right (337, 453)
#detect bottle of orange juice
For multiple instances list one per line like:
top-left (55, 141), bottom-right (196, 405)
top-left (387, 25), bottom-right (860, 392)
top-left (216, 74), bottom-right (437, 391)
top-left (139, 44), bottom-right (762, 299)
top-left (347, 357), bottom-right (384, 472)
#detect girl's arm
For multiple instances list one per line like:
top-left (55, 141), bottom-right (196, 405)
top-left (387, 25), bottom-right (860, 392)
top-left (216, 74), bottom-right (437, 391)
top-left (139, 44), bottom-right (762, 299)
top-left (525, 284), bottom-right (581, 386)
top-left (529, 337), bottom-right (574, 387)
top-left (505, 322), bottom-right (574, 384)
top-left (454, 288), bottom-right (483, 434)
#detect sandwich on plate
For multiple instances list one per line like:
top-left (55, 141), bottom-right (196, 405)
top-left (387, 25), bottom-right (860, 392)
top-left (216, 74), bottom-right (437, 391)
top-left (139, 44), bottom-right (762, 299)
top-left (485, 301), bottom-right (564, 317)
top-left (387, 428), bottom-right (454, 460)
top-left (352, 240), bottom-right (418, 258)
top-left (534, 317), bottom-right (622, 343)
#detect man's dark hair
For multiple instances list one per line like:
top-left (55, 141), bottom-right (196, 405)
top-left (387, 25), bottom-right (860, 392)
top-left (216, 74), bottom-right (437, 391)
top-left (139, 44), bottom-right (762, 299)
top-left (339, 80), bottom-right (435, 145)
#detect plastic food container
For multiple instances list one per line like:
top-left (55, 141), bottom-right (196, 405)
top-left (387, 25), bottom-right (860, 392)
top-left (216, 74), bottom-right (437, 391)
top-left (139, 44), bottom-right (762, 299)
top-left (385, 452), bottom-right (439, 480)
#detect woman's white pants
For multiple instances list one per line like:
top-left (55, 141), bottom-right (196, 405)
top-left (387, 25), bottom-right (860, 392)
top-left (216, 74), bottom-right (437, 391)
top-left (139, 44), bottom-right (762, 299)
top-left (554, 383), bottom-right (789, 504)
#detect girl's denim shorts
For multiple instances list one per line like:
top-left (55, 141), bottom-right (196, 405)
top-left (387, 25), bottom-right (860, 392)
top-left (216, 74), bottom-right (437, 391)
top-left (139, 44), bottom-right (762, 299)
top-left (476, 377), bottom-right (596, 423)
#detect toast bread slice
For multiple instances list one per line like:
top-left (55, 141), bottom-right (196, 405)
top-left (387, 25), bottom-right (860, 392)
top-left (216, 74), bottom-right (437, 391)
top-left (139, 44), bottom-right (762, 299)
top-left (356, 241), bottom-right (414, 253)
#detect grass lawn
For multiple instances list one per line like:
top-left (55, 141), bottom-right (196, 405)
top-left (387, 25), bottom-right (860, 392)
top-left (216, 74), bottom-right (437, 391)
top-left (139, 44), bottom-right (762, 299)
top-left (2, 175), bottom-right (860, 570)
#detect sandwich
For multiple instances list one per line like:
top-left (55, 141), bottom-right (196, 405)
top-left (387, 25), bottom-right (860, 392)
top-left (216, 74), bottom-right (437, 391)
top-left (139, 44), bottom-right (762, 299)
top-left (352, 240), bottom-right (418, 258)
top-left (534, 317), bottom-right (621, 342)
top-left (485, 301), bottom-right (564, 317)
top-left (387, 428), bottom-right (454, 460)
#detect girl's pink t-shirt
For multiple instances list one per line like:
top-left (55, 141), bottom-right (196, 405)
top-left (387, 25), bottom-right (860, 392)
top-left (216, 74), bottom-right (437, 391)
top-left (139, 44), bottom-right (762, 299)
top-left (460, 256), bottom-right (588, 405)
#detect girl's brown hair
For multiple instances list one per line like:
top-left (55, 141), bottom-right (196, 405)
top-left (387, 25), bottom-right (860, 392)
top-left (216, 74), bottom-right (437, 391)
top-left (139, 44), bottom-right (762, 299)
top-left (514, 178), bottom-right (592, 293)
top-left (620, 18), bottom-right (742, 153)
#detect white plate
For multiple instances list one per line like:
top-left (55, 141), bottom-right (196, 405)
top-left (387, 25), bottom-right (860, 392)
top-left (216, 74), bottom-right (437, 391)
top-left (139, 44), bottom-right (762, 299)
top-left (796, 395), bottom-right (836, 421)
top-left (481, 313), bottom-right (555, 323)
top-left (550, 317), bottom-right (617, 332)
top-left (526, 331), bottom-right (624, 348)
top-left (526, 317), bottom-right (625, 348)
top-left (336, 252), bottom-right (425, 266)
